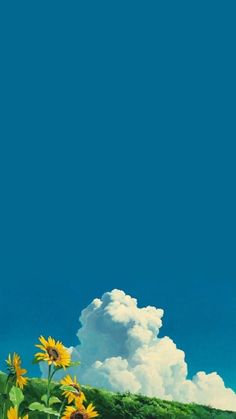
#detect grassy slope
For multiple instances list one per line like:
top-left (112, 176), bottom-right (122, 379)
top-left (1, 373), bottom-right (236, 418)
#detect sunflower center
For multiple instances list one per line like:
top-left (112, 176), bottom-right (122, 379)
top-left (47, 347), bottom-right (59, 361)
top-left (72, 384), bottom-right (81, 395)
top-left (70, 413), bottom-right (87, 419)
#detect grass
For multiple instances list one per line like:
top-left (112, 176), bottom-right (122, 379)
top-left (0, 372), bottom-right (236, 418)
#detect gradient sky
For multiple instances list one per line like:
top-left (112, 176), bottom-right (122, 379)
top-left (0, 1), bottom-right (236, 391)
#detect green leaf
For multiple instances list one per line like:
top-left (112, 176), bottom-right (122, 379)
top-left (41, 394), bottom-right (61, 405)
top-left (29, 402), bottom-right (59, 416)
top-left (69, 361), bottom-right (81, 367)
top-left (54, 360), bottom-right (80, 371)
top-left (54, 365), bottom-right (63, 371)
top-left (9, 386), bottom-right (24, 407)
top-left (32, 357), bottom-right (41, 365)
top-left (49, 396), bottom-right (61, 406)
top-left (60, 385), bottom-right (78, 393)
top-left (29, 402), bottom-right (45, 410)
top-left (41, 394), bottom-right (47, 404)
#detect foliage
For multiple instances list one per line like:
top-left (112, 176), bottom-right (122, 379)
top-left (0, 337), bottom-right (97, 419)
top-left (0, 338), bottom-right (235, 418)
top-left (1, 372), bottom-right (236, 418)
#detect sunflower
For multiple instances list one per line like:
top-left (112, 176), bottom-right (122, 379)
top-left (62, 400), bottom-right (99, 419)
top-left (61, 374), bottom-right (86, 404)
top-left (7, 406), bottom-right (28, 419)
top-left (6, 353), bottom-right (28, 389)
top-left (35, 336), bottom-right (71, 368)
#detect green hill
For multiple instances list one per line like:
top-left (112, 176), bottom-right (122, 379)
top-left (1, 373), bottom-right (236, 418)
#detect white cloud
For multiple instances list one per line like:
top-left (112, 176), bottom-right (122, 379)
top-left (42, 289), bottom-right (236, 411)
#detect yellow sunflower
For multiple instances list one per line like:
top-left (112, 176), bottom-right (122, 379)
top-left (35, 336), bottom-right (71, 368)
top-left (62, 400), bottom-right (99, 419)
top-left (61, 374), bottom-right (86, 404)
top-left (6, 353), bottom-right (28, 389)
top-left (7, 406), bottom-right (28, 419)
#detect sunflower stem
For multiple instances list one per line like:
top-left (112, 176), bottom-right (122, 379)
top-left (50, 367), bottom-right (58, 381)
top-left (58, 398), bottom-right (67, 418)
top-left (2, 375), bottom-right (10, 419)
top-left (46, 364), bottom-right (53, 419)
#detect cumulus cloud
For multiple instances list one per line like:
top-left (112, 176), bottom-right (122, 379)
top-left (42, 289), bottom-right (236, 411)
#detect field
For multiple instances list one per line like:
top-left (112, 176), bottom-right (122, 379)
top-left (1, 373), bottom-right (236, 418)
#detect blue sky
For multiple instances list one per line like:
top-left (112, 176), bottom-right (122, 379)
top-left (0, 1), bottom-right (236, 392)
